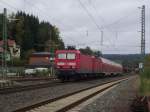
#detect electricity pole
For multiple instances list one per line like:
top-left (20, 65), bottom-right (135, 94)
top-left (141, 5), bottom-right (145, 56)
top-left (2, 8), bottom-right (7, 78)
top-left (101, 31), bottom-right (103, 46)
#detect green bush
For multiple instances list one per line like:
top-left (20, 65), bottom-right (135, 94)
top-left (35, 70), bottom-right (49, 77)
top-left (8, 58), bottom-right (26, 66)
top-left (140, 55), bottom-right (150, 95)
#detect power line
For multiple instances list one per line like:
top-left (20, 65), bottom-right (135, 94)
top-left (86, 0), bottom-right (140, 49)
top-left (23, 0), bottom-right (52, 22)
top-left (77, 0), bottom-right (107, 50)
top-left (0, 0), bottom-right (81, 48)
top-left (0, 0), bottom-right (143, 53)
top-left (102, 9), bottom-right (138, 29)
top-left (0, 0), bottom-right (19, 12)
top-left (77, 0), bottom-right (102, 31)
top-left (88, 1), bottom-right (106, 29)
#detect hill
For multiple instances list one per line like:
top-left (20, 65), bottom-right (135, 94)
top-left (103, 54), bottom-right (145, 68)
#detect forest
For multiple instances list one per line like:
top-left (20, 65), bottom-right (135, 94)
top-left (0, 11), bottom-right (143, 68)
top-left (0, 11), bottom-right (65, 60)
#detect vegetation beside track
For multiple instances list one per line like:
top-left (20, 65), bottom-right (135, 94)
top-left (140, 55), bottom-right (150, 96)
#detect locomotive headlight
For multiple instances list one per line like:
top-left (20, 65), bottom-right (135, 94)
top-left (72, 66), bottom-right (76, 69)
top-left (57, 62), bottom-right (65, 65)
top-left (68, 62), bottom-right (76, 66)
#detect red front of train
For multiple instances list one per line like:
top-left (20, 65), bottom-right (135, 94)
top-left (55, 50), bottom-right (123, 80)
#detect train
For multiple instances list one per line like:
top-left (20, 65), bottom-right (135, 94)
top-left (55, 50), bottom-right (123, 81)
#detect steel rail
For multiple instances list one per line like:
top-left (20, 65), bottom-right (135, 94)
top-left (14, 75), bottom-right (135, 112)
top-left (0, 81), bottom-right (61, 94)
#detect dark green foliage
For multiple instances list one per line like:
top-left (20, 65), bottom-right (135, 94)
top-left (0, 14), bottom-right (3, 40)
top-left (103, 54), bottom-right (143, 68)
top-left (79, 46), bottom-right (102, 57)
top-left (140, 55), bottom-right (150, 95)
top-left (144, 55), bottom-right (150, 68)
top-left (79, 46), bottom-right (93, 55)
top-left (94, 51), bottom-right (102, 57)
top-left (0, 11), bottom-right (64, 60)
top-left (7, 58), bottom-right (26, 66)
top-left (141, 55), bottom-right (150, 78)
top-left (67, 46), bottom-right (76, 50)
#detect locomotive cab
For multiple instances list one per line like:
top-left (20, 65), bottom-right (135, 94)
top-left (55, 51), bottom-right (79, 69)
top-left (55, 50), bottom-right (80, 80)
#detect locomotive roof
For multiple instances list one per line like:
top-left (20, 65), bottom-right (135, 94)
top-left (56, 50), bottom-right (80, 53)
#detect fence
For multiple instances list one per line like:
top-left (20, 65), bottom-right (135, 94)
top-left (0, 66), bottom-right (56, 78)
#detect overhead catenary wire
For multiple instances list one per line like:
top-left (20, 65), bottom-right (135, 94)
top-left (91, 4), bottom-right (139, 48)
top-left (0, 0), bottom-right (144, 53)
top-left (77, 0), bottom-right (128, 49)
top-left (25, 0), bottom-right (86, 44)
top-left (0, 0), bottom-right (19, 12)
top-left (86, 0), bottom-right (141, 49)
top-left (77, 0), bottom-right (102, 31)
top-left (0, 0), bottom-right (83, 49)
top-left (23, 0), bottom-right (54, 23)
top-left (77, 0), bottom-right (106, 51)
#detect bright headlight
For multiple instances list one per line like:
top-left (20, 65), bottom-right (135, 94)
top-left (68, 62), bottom-right (76, 66)
top-left (57, 62), bottom-right (65, 65)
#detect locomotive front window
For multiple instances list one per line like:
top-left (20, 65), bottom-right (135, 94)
top-left (67, 53), bottom-right (76, 59)
top-left (58, 53), bottom-right (66, 59)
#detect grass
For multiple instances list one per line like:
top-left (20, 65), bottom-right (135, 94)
top-left (140, 77), bottom-right (150, 96)
top-left (140, 56), bottom-right (150, 96)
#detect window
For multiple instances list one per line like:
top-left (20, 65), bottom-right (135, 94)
top-left (67, 53), bottom-right (76, 59)
top-left (58, 53), bottom-right (66, 59)
top-left (57, 53), bottom-right (76, 60)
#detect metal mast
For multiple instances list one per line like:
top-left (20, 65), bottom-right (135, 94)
top-left (2, 8), bottom-right (7, 78)
top-left (141, 5), bottom-right (145, 56)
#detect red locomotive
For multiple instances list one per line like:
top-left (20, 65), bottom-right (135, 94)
top-left (55, 50), bottom-right (123, 81)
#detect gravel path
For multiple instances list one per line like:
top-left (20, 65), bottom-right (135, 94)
top-left (78, 76), bottom-right (139, 112)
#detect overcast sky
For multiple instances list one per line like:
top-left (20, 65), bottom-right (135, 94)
top-left (0, 0), bottom-right (149, 54)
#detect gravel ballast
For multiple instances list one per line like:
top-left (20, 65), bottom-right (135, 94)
top-left (77, 76), bottom-right (139, 112)
top-left (0, 75), bottom-right (134, 112)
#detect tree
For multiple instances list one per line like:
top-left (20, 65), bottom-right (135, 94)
top-left (0, 14), bottom-right (3, 40)
top-left (79, 46), bottom-right (93, 55)
top-left (0, 11), bottom-right (65, 61)
top-left (79, 46), bottom-right (102, 56)
top-left (66, 46), bottom-right (76, 50)
top-left (94, 51), bottom-right (102, 57)
top-left (9, 12), bottom-right (64, 58)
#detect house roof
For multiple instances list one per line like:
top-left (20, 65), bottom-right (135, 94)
top-left (0, 39), bottom-right (16, 47)
top-left (31, 52), bottom-right (53, 57)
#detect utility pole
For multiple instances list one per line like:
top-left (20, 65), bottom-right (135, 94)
top-left (49, 29), bottom-right (54, 59)
top-left (2, 8), bottom-right (7, 78)
top-left (141, 5), bottom-right (145, 56)
top-left (101, 31), bottom-right (103, 46)
top-left (100, 30), bottom-right (103, 52)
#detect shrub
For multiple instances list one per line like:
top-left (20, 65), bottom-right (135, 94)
top-left (140, 55), bottom-right (150, 95)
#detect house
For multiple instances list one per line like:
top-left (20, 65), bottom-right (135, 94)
top-left (28, 52), bottom-right (54, 67)
top-left (0, 39), bottom-right (20, 59)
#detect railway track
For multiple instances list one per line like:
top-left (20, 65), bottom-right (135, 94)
top-left (0, 80), bottom-right (61, 94)
top-left (0, 74), bottom-right (131, 94)
top-left (1, 76), bottom-right (57, 82)
top-left (0, 77), bottom-right (58, 89)
top-left (14, 75), bottom-right (135, 112)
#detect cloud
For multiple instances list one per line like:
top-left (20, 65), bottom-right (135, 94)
top-left (0, 0), bottom-right (149, 54)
